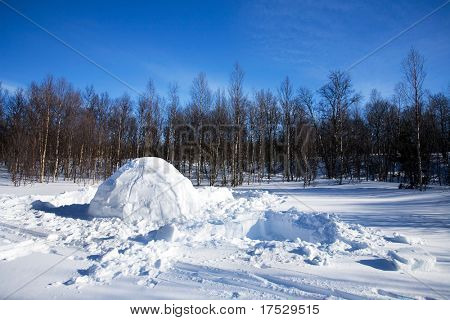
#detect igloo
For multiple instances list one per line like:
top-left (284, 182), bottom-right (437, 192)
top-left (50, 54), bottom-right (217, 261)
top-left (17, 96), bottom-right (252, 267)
top-left (88, 157), bottom-right (200, 226)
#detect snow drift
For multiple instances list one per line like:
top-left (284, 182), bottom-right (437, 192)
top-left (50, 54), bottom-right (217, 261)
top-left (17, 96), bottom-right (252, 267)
top-left (88, 157), bottom-right (200, 226)
top-left (242, 208), bottom-right (384, 266)
top-left (246, 209), bottom-right (379, 248)
top-left (388, 248), bottom-right (436, 272)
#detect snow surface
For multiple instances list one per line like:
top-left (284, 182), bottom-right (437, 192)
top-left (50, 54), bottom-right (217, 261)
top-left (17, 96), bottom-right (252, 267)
top-left (88, 157), bottom-right (200, 227)
top-left (0, 171), bottom-right (449, 300)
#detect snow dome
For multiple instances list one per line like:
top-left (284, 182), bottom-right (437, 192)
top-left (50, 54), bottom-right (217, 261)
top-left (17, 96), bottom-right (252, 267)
top-left (88, 157), bottom-right (200, 225)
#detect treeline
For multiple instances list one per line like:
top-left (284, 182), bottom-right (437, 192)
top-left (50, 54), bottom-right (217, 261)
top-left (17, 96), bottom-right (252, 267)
top-left (0, 49), bottom-right (448, 187)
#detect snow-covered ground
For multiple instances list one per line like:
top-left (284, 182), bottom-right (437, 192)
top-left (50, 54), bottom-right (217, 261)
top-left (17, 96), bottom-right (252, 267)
top-left (0, 170), bottom-right (449, 299)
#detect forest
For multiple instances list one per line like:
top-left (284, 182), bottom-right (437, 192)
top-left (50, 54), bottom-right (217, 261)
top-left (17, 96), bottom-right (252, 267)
top-left (0, 48), bottom-right (448, 188)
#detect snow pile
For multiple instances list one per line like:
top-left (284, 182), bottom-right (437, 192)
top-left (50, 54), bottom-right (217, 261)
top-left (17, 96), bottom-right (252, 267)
top-left (197, 186), bottom-right (234, 207)
top-left (240, 208), bottom-right (385, 266)
top-left (388, 248), bottom-right (436, 272)
top-left (246, 209), bottom-right (380, 251)
top-left (0, 239), bottom-right (50, 261)
top-left (88, 157), bottom-right (200, 226)
top-left (47, 187), bottom-right (97, 207)
top-left (193, 190), bottom-right (282, 242)
top-left (385, 232), bottom-right (424, 245)
top-left (63, 239), bottom-right (179, 287)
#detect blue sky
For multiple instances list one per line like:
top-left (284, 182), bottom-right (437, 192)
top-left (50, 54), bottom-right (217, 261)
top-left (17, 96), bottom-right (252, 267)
top-left (1, 0), bottom-right (449, 103)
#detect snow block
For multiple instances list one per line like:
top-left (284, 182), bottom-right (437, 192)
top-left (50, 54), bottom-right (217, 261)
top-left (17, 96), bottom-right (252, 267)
top-left (88, 157), bottom-right (200, 226)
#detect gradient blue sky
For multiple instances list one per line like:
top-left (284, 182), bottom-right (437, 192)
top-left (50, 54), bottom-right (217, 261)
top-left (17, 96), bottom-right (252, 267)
top-left (1, 0), bottom-right (449, 103)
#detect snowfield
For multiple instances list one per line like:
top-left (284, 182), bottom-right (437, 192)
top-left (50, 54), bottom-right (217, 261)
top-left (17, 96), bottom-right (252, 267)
top-left (0, 168), bottom-right (449, 299)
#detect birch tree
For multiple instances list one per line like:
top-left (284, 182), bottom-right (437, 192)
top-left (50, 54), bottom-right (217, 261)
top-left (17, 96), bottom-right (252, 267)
top-left (402, 48), bottom-right (426, 189)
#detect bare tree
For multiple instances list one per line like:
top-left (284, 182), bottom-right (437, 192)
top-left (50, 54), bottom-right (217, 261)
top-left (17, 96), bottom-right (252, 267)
top-left (0, 83), bottom-right (7, 163)
top-left (166, 83), bottom-right (180, 165)
top-left (402, 48), bottom-right (426, 188)
top-left (228, 63), bottom-right (245, 186)
top-left (112, 95), bottom-right (132, 170)
top-left (319, 71), bottom-right (360, 184)
top-left (190, 73), bottom-right (211, 186)
top-left (29, 77), bottom-right (56, 183)
top-left (278, 77), bottom-right (294, 181)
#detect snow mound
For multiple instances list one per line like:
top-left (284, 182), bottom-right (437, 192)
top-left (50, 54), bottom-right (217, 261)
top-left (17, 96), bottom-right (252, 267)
top-left (197, 187), bottom-right (234, 206)
top-left (388, 248), bottom-right (436, 272)
top-left (47, 187), bottom-right (97, 207)
top-left (88, 157), bottom-right (200, 226)
top-left (0, 239), bottom-right (50, 261)
top-left (385, 232), bottom-right (423, 245)
top-left (246, 208), bottom-right (379, 252)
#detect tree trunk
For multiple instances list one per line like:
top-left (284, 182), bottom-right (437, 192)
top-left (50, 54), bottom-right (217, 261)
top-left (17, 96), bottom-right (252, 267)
top-left (39, 106), bottom-right (50, 183)
top-left (52, 117), bottom-right (62, 182)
